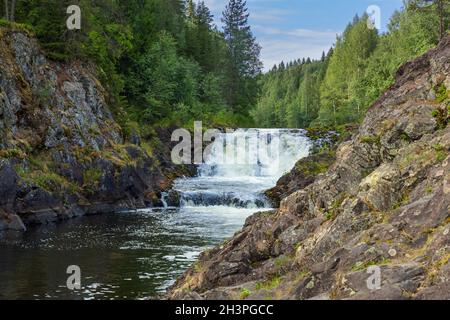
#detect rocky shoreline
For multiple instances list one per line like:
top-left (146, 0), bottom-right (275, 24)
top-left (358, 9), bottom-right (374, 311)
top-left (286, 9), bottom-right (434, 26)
top-left (0, 29), bottom-right (194, 232)
top-left (168, 35), bottom-right (450, 300)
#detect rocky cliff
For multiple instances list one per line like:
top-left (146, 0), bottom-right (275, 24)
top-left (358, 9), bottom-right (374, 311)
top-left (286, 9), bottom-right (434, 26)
top-left (0, 28), bottom-right (191, 232)
top-left (169, 36), bottom-right (450, 300)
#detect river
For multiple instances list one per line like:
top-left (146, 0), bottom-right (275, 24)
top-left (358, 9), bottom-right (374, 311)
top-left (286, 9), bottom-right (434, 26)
top-left (0, 129), bottom-right (310, 300)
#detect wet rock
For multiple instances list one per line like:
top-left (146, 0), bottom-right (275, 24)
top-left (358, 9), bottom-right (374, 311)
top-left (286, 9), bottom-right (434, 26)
top-left (0, 209), bottom-right (26, 231)
top-left (166, 190), bottom-right (181, 207)
top-left (5, 214), bottom-right (26, 231)
top-left (0, 161), bottom-right (18, 210)
top-left (265, 150), bottom-right (336, 207)
top-left (169, 35), bottom-right (450, 300)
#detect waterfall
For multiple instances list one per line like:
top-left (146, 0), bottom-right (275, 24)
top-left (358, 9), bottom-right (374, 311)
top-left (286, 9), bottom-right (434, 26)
top-left (161, 192), bottom-right (169, 209)
top-left (173, 129), bottom-right (311, 209)
top-left (0, 128), bottom-right (312, 299)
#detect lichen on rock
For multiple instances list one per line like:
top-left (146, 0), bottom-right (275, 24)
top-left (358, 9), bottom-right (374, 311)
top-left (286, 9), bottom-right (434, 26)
top-left (0, 28), bottom-right (193, 231)
top-left (168, 35), bottom-right (450, 301)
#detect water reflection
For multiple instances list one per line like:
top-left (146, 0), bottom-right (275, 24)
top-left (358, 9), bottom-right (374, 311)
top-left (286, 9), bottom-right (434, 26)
top-left (0, 129), bottom-right (310, 300)
top-left (0, 207), bottom-right (255, 300)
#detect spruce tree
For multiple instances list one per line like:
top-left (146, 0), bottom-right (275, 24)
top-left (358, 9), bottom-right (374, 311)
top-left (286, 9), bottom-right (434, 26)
top-left (186, 0), bottom-right (196, 23)
top-left (222, 0), bottom-right (261, 77)
top-left (196, 1), bottom-right (213, 27)
top-left (222, 0), bottom-right (262, 112)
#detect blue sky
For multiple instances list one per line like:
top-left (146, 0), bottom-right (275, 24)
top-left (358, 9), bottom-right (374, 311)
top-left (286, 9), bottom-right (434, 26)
top-left (203, 0), bottom-right (405, 71)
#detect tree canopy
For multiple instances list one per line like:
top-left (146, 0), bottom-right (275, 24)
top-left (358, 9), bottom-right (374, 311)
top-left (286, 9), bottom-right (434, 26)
top-left (1, 0), bottom-right (262, 129)
top-left (252, 4), bottom-right (446, 129)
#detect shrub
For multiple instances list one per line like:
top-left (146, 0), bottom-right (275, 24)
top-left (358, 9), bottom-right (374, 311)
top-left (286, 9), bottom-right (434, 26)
top-left (433, 144), bottom-right (447, 162)
top-left (240, 288), bottom-right (251, 299)
top-left (255, 276), bottom-right (281, 291)
top-left (0, 148), bottom-right (27, 159)
top-left (82, 167), bottom-right (103, 191)
top-left (32, 172), bottom-right (78, 193)
top-left (431, 107), bottom-right (449, 130)
top-left (436, 83), bottom-right (448, 103)
top-left (359, 135), bottom-right (381, 146)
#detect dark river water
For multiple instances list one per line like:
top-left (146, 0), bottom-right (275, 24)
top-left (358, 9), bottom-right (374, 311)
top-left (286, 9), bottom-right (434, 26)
top-left (0, 207), bottom-right (256, 299)
top-left (0, 129), bottom-right (310, 300)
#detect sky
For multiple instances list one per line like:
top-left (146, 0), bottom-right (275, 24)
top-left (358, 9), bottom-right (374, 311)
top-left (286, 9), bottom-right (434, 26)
top-left (203, 0), bottom-right (405, 71)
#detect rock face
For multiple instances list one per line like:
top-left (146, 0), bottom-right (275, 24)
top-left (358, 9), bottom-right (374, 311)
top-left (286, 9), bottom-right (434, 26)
top-left (265, 149), bottom-right (336, 207)
top-left (169, 36), bottom-right (450, 300)
top-left (0, 28), bottom-right (193, 231)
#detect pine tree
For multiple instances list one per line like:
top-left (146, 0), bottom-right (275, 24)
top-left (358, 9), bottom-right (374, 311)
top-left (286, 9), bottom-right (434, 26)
top-left (222, 0), bottom-right (261, 78)
top-left (186, 0), bottom-right (196, 23)
top-left (196, 1), bottom-right (213, 27)
top-left (221, 0), bottom-right (262, 111)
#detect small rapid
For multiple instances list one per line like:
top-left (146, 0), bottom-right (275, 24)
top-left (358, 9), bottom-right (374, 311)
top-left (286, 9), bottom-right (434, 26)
top-left (0, 129), bottom-right (311, 299)
top-left (174, 129), bottom-right (311, 210)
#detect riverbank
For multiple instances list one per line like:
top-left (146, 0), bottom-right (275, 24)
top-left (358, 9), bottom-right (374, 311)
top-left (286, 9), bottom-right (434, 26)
top-left (168, 35), bottom-right (450, 300)
top-left (0, 29), bottom-right (194, 232)
top-left (0, 128), bottom-right (311, 299)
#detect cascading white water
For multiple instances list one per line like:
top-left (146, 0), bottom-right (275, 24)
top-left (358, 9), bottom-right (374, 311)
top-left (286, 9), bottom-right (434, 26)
top-left (174, 129), bottom-right (311, 209)
top-left (158, 128), bottom-right (311, 289)
top-left (0, 129), bottom-right (313, 299)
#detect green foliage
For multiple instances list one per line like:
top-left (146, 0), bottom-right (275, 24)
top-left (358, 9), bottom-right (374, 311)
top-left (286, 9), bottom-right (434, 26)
top-left (13, 0), bottom-right (81, 60)
top-left (274, 255), bottom-right (291, 268)
top-left (295, 270), bottom-right (310, 283)
top-left (360, 135), bottom-right (381, 146)
top-left (0, 148), bottom-right (27, 159)
top-left (82, 167), bottom-right (103, 190)
top-left (317, 15), bottom-right (378, 127)
top-left (324, 211), bottom-right (335, 221)
top-left (0, 18), bottom-right (33, 34)
top-left (122, 0), bottom-right (260, 125)
top-left (362, 7), bottom-right (439, 106)
top-left (432, 106), bottom-right (449, 130)
top-left (8, 0), bottom-right (261, 130)
top-left (294, 150), bottom-right (335, 175)
top-left (252, 58), bottom-right (327, 128)
top-left (19, 167), bottom-right (80, 194)
top-left (240, 288), bottom-right (251, 299)
top-left (255, 276), bottom-right (281, 291)
top-left (85, 24), bottom-right (133, 94)
top-left (8, 1), bottom-right (447, 132)
top-left (252, 6), bottom-right (441, 129)
top-left (407, 0), bottom-right (450, 40)
top-left (433, 144), bottom-right (447, 162)
top-left (222, 0), bottom-right (262, 113)
top-left (436, 83), bottom-right (448, 102)
top-left (425, 186), bottom-right (434, 194)
top-left (351, 258), bottom-right (391, 272)
top-left (33, 172), bottom-right (68, 192)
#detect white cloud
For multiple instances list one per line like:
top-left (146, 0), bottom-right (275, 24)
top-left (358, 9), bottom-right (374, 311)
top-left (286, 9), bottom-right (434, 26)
top-left (201, 1), bottom-right (342, 71)
top-left (201, 0), bottom-right (225, 15)
top-left (255, 26), bottom-right (340, 71)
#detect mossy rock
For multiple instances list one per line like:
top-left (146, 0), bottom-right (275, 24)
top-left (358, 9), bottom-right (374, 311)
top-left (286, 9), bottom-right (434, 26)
top-left (265, 148), bottom-right (336, 207)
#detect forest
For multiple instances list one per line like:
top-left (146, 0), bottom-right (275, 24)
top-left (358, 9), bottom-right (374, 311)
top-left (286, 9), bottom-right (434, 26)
top-left (253, 0), bottom-right (450, 129)
top-left (1, 0), bottom-right (449, 131)
top-left (0, 0), bottom-right (449, 303)
top-left (1, 0), bottom-right (262, 133)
